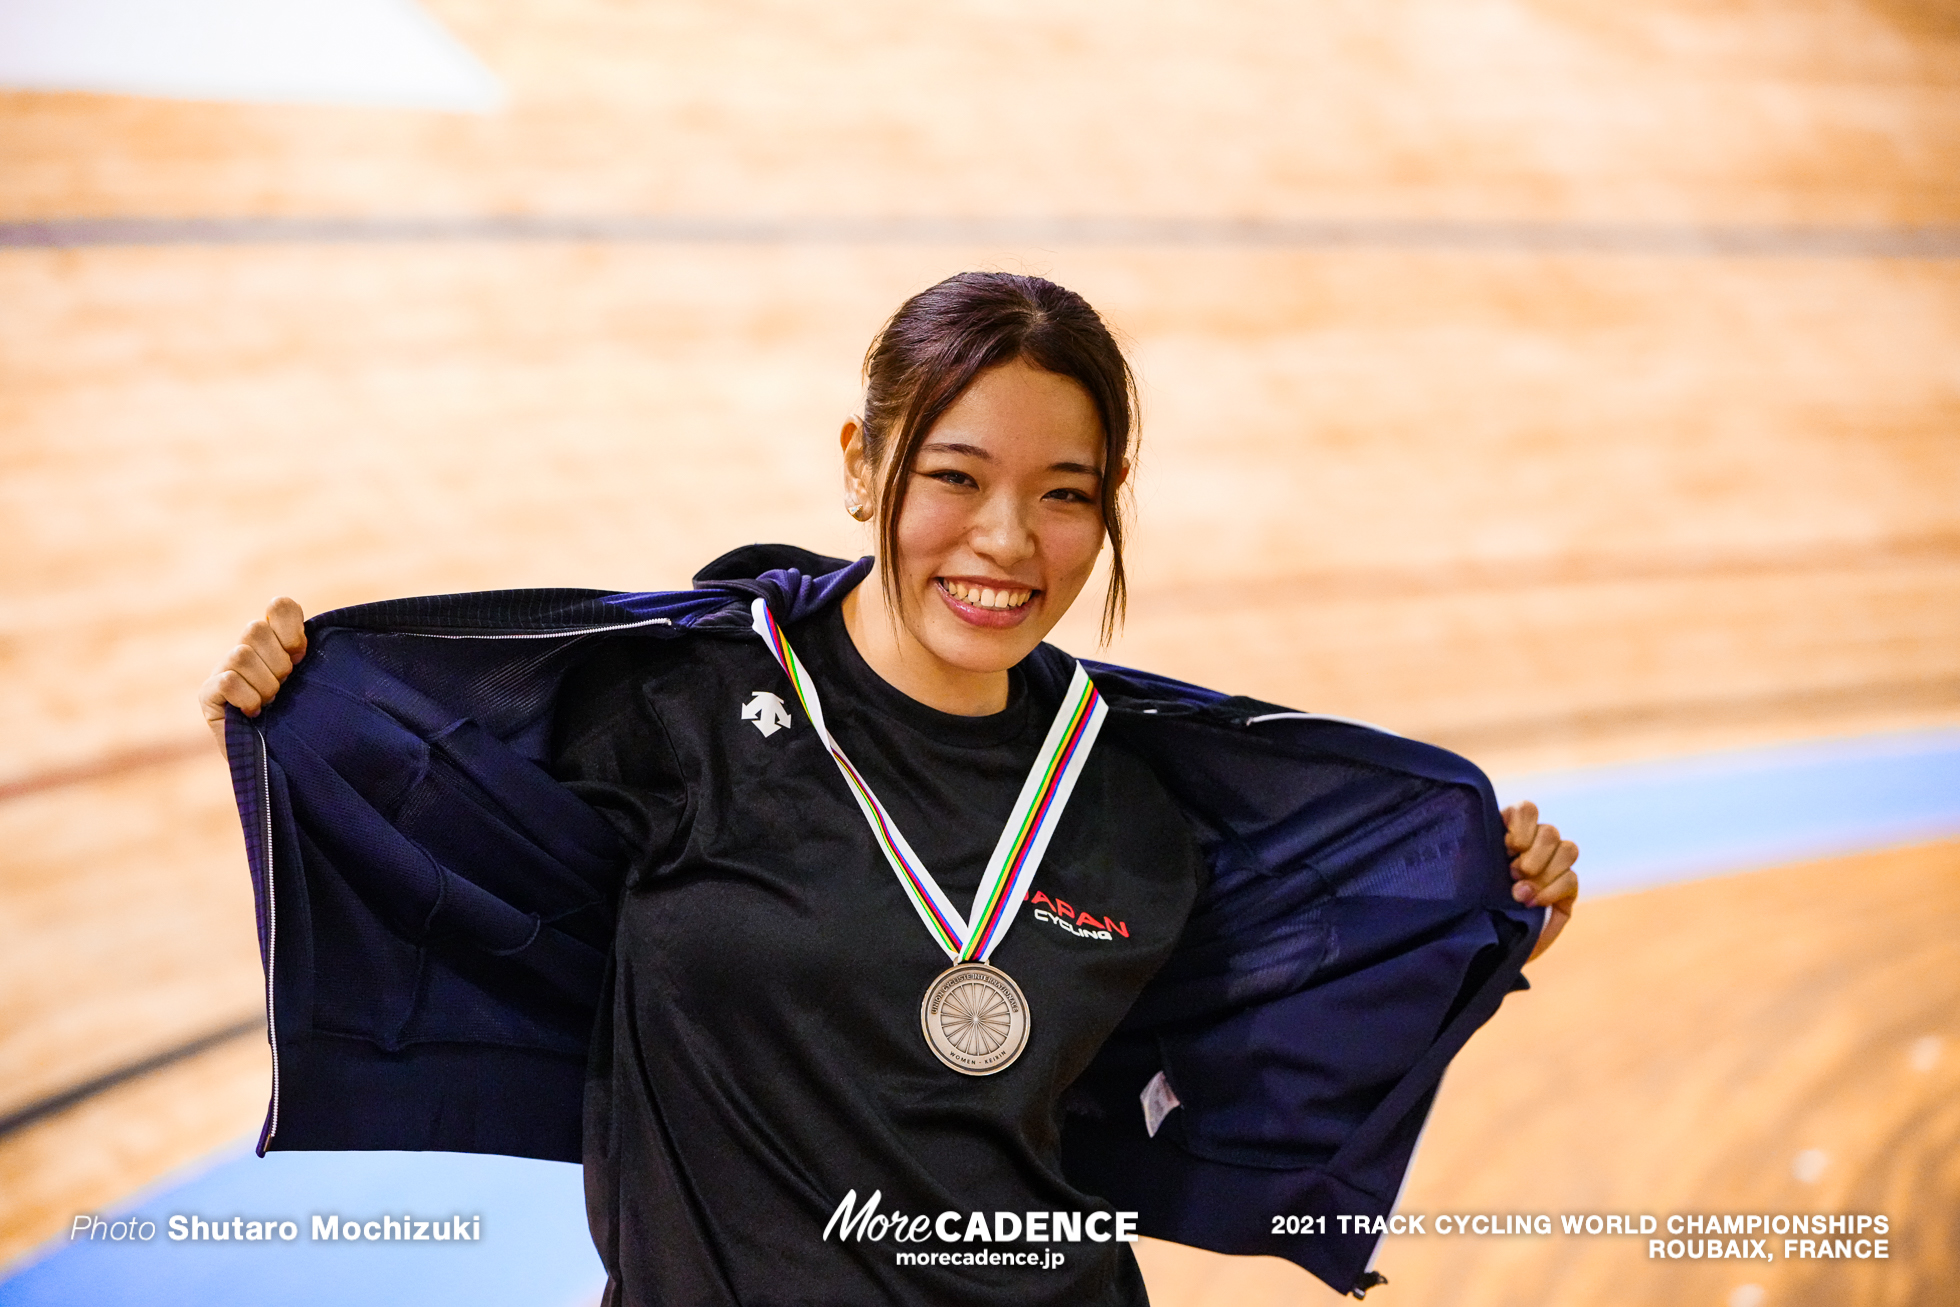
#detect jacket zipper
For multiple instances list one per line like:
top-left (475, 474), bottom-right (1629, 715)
top-left (1243, 709), bottom-right (1400, 736)
top-left (258, 729), bottom-right (280, 1143)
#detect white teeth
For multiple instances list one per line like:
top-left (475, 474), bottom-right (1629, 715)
top-left (944, 580), bottom-right (1031, 609)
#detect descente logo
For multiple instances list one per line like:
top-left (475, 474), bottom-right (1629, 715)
top-left (821, 1190), bottom-right (1138, 1246)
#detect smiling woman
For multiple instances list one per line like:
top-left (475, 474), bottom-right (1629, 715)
top-left (842, 342), bottom-right (1125, 712)
top-left (195, 270), bottom-right (1577, 1307)
top-left (843, 273), bottom-right (1137, 689)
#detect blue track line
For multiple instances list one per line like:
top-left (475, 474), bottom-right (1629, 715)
top-left (1496, 727), bottom-right (1960, 897)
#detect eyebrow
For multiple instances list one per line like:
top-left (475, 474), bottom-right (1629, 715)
top-left (919, 441), bottom-right (1102, 478)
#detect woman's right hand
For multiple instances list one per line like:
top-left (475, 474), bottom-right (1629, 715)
top-left (200, 597), bottom-right (308, 754)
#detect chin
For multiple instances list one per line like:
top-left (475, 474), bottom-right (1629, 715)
top-left (922, 622), bottom-right (1043, 676)
top-left (908, 597), bottom-right (1046, 669)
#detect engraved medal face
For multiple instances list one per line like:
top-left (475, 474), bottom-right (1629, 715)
top-left (920, 963), bottom-right (1030, 1075)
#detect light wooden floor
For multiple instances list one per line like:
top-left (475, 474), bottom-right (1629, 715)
top-left (2, 0), bottom-right (1957, 1296)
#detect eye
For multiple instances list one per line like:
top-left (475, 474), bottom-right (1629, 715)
top-left (1043, 487), bottom-right (1096, 504)
top-left (924, 469), bottom-right (978, 489)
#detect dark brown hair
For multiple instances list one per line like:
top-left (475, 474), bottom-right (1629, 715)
top-left (859, 271), bottom-right (1138, 643)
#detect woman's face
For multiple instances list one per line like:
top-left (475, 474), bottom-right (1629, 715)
top-left (844, 358), bottom-right (1119, 680)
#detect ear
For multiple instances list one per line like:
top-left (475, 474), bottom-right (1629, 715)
top-left (1108, 457), bottom-right (1132, 494)
top-left (840, 417), bottom-right (878, 516)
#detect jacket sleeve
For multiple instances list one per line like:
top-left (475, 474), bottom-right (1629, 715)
top-left (226, 619), bottom-right (628, 1162)
top-left (1057, 692), bottom-right (1542, 1297)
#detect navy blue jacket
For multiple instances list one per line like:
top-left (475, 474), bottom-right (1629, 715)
top-left (223, 545), bottom-right (1542, 1297)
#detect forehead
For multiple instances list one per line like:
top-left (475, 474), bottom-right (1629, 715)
top-left (924, 359), bottom-right (1105, 469)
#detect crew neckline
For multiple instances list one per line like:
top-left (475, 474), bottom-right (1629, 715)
top-left (791, 603), bottom-right (1035, 749)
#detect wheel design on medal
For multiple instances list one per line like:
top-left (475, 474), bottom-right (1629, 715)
top-left (940, 980), bottom-right (1012, 1055)
top-left (921, 963), bottom-right (1029, 1074)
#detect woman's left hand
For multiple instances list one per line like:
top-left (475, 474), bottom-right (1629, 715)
top-left (1503, 801), bottom-right (1578, 962)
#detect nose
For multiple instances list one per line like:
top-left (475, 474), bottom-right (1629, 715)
top-left (968, 486), bottom-right (1036, 569)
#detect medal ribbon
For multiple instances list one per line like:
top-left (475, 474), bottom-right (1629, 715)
top-left (750, 598), bottom-right (1106, 964)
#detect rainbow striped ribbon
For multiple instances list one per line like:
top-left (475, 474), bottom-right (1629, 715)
top-left (750, 598), bottom-right (1107, 964)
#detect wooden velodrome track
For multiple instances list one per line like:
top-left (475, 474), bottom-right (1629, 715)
top-left (3, 2), bottom-right (1958, 1302)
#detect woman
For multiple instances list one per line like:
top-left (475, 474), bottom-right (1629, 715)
top-left (200, 272), bottom-right (1577, 1305)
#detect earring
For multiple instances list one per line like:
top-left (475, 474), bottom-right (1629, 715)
top-left (846, 500), bottom-right (872, 521)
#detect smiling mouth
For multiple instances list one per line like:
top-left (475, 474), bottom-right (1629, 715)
top-left (937, 578), bottom-right (1037, 611)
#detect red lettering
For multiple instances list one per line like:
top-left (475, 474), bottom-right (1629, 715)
top-left (1025, 894), bottom-right (1129, 937)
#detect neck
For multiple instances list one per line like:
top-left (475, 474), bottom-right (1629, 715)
top-left (840, 572), bottom-right (1011, 716)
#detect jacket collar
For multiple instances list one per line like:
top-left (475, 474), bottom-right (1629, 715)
top-left (688, 543), bottom-right (872, 624)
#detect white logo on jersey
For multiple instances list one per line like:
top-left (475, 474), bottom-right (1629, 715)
top-left (741, 691), bottom-right (792, 737)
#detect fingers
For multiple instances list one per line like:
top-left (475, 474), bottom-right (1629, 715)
top-left (198, 671), bottom-right (234, 754)
top-left (1508, 802), bottom-right (1578, 959)
top-left (207, 655), bottom-right (275, 714)
top-left (1503, 800), bottom-right (1538, 856)
top-left (234, 636), bottom-right (287, 701)
top-left (1509, 818), bottom-right (1580, 908)
top-left (227, 599), bottom-right (308, 704)
top-left (198, 663), bottom-right (270, 756)
top-left (265, 597), bottom-right (307, 664)
top-left (197, 599), bottom-right (309, 751)
top-left (1516, 864), bottom-right (1579, 909)
top-left (1512, 822), bottom-right (1567, 878)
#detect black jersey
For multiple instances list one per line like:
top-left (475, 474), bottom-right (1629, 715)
top-left (553, 602), bottom-right (1209, 1306)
